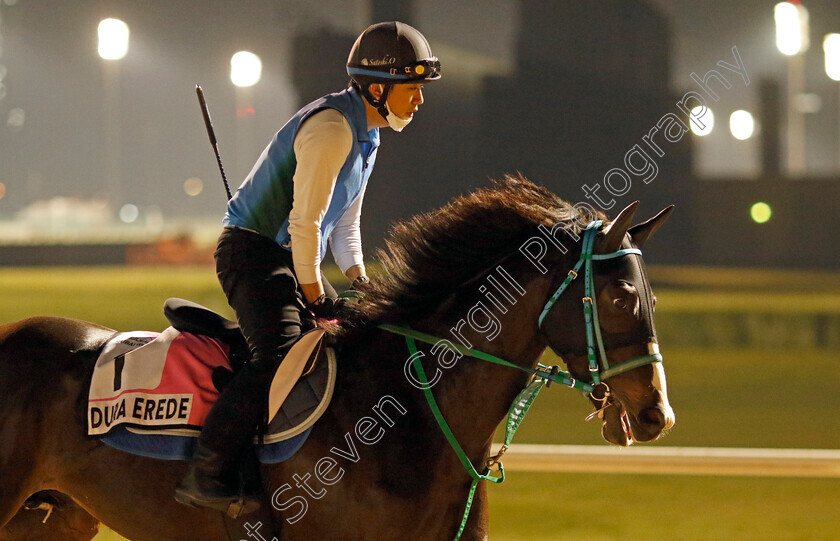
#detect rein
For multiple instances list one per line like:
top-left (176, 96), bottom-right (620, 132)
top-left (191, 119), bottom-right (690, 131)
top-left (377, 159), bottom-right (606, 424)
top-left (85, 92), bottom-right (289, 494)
top-left (377, 220), bottom-right (663, 540)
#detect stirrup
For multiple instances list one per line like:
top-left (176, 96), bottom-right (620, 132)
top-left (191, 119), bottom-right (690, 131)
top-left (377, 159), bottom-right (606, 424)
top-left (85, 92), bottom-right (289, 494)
top-left (226, 497), bottom-right (261, 519)
top-left (174, 488), bottom-right (260, 518)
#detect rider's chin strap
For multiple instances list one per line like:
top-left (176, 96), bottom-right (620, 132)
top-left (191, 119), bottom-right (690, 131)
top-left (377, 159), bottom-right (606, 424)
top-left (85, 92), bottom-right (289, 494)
top-left (354, 80), bottom-right (393, 123)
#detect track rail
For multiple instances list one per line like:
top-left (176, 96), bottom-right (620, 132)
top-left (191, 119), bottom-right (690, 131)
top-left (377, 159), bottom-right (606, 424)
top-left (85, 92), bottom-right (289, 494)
top-left (495, 444), bottom-right (840, 478)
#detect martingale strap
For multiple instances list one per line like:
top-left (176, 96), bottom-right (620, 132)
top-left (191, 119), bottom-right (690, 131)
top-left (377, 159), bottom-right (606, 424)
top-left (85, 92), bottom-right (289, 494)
top-left (407, 336), bottom-right (504, 485)
top-left (406, 335), bottom-right (553, 541)
top-left (388, 330), bottom-right (549, 540)
top-left (376, 219), bottom-right (664, 541)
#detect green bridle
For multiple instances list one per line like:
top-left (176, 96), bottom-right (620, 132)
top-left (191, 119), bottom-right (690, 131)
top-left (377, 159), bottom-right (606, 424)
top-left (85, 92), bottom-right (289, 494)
top-left (379, 220), bottom-right (664, 540)
top-left (537, 219), bottom-right (663, 386)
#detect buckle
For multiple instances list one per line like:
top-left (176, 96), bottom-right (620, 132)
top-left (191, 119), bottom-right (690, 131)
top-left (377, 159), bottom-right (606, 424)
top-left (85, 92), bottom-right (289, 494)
top-left (545, 365), bottom-right (560, 388)
top-left (486, 444), bottom-right (508, 470)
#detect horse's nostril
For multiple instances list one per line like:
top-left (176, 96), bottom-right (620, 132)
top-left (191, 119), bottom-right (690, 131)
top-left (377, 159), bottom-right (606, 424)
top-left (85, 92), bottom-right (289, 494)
top-left (639, 407), bottom-right (665, 427)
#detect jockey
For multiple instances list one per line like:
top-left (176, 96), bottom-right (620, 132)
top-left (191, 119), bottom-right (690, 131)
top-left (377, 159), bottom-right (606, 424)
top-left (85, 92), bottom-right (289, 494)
top-left (175, 21), bottom-right (441, 513)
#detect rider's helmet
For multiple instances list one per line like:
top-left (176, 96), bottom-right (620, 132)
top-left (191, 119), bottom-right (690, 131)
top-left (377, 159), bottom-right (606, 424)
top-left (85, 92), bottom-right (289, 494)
top-left (347, 21), bottom-right (441, 121)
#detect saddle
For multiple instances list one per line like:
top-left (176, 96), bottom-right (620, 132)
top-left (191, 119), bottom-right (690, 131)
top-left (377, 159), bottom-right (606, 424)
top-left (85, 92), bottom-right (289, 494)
top-left (163, 298), bottom-right (334, 432)
top-left (87, 298), bottom-right (337, 463)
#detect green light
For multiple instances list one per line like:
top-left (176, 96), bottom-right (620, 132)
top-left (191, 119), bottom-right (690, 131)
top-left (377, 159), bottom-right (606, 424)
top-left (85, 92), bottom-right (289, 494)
top-left (750, 202), bottom-right (772, 223)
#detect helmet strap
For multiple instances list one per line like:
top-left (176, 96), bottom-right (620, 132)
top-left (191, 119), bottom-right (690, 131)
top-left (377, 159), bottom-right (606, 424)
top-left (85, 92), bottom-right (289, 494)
top-left (374, 83), bottom-right (393, 122)
top-left (356, 82), bottom-right (393, 121)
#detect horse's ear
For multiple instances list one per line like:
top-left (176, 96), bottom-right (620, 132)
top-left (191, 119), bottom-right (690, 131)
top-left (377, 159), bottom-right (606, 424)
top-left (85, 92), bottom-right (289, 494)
top-left (600, 201), bottom-right (639, 253)
top-left (628, 205), bottom-right (675, 248)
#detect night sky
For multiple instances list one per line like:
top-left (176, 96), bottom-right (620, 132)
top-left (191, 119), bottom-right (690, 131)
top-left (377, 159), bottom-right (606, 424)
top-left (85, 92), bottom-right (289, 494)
top-left (0, 0), bottom-right (838, 222)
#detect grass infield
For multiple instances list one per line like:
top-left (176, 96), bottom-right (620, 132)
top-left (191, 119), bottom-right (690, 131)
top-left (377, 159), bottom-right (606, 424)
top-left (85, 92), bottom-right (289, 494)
top-left (0, 266), bottom-right (835, 540)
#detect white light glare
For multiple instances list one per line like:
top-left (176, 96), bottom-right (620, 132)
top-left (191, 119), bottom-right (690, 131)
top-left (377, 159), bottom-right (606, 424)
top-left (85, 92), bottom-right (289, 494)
top-left (774, 2), bottom-right (809, 56)
top-left (824, 34), bottom-right (840, 81)
top-left (119, 204), bottom-right (139, 223)
top-left (7, 108), bottom-right (25, 130)
top-left (794, 93), bottom-right (822, 114)
top-left (230, 51), bottom-right (262, 87)
top-left (690, 106), bottom-right (714, 136)
top-left (184, 177), bottom-right (204, 196)
top-left (729, 110), bottom-right (755, 140)
top-left (98, 18), bottom-right (130, 60)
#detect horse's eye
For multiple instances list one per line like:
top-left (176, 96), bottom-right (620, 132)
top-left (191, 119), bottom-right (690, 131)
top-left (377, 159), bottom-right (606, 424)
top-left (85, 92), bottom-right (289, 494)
top-left (613, 298), bottom-right (627, 310)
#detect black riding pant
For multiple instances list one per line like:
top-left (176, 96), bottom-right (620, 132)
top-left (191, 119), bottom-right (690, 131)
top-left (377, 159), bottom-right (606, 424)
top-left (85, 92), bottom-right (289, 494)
top-left (198, 227), bottom-right (335, 458)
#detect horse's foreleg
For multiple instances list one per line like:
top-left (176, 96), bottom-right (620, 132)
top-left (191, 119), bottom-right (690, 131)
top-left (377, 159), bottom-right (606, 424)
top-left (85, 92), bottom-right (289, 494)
top-left (0, 320), bottom-right (78, 528)
top-left (0, 492), bottom-right (101, 541)
top-left (0, 318), bottom-right (115, 531)
top-left (0, 415), bottom-right (42, 527)
top-left (0, 395), bottom-right (58, 529)
top-left (0, 495), bottom-right (29, 531)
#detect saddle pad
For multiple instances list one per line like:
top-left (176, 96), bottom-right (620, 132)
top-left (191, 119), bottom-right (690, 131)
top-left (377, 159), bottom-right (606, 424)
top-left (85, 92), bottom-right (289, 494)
top-left (88, 328), bottom-right (229, 435)
top-left (100, 426), bottom-right (312, 464)
top-left (88, 328), bottom-right (337, 447)
top-left (264, 345), bottom-right (337, 443)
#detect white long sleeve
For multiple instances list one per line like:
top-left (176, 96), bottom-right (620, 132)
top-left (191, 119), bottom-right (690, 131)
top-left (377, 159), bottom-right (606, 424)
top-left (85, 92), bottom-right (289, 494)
top-left (288, 109), bottom-right (353, 284)
top-left (329, 180), bottom-right (367, 273)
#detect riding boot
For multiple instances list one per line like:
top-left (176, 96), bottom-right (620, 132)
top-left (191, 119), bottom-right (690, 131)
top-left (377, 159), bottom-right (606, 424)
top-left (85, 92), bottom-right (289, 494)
top-left (174, 441), bottom-right (251, 512)
top-left (174, 362), bottom-right (273, 515)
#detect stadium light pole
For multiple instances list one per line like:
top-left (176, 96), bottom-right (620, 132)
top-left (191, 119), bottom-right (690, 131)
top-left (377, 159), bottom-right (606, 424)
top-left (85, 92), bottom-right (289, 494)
top-left (774, 2), bottom-right (809, 177)
top-left (230, 51), bottom-right (262, 179)
top-left (824, 33), bottom-right (840, 171)
top-left (98, 18), bottom-right (129, 208)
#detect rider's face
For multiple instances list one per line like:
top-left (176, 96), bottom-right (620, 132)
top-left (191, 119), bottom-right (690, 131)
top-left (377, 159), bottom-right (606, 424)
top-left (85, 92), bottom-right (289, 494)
top-left (385, 83), bottom-right (424, 120)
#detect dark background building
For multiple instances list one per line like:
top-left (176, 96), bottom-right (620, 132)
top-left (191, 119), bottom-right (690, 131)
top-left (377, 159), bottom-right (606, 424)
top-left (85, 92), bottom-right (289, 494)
top-left (0, 0), bottom-right (838, 268)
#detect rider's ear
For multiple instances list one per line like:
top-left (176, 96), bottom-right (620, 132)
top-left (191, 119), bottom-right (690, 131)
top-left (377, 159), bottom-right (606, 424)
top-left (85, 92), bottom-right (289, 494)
top-left (628, 205), bottom-right (675, 248)
top-left (600, 201), bottom-right (639, 253)
top-left (368, 83), bottom-right (384, 100)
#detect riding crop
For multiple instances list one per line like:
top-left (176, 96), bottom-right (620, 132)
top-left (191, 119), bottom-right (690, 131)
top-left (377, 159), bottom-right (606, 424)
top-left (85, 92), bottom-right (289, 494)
top-left (195, 84), bottom-right (232, 201)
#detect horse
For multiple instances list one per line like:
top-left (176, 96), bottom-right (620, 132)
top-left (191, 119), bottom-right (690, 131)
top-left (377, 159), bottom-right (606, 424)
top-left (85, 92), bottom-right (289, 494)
top-left (0, 491), bottom-right (100, 541)
top-left (0, 177), bottom-right (674, 540)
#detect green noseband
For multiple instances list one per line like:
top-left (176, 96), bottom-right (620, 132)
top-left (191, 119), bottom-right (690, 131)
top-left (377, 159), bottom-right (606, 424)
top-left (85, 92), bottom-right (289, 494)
top-left (537, 220), bottom-right (663, 387)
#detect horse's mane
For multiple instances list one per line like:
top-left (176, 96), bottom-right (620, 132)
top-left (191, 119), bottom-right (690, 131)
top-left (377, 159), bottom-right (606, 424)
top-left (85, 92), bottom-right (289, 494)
top-left (350, 174), bottom-right (598, 327)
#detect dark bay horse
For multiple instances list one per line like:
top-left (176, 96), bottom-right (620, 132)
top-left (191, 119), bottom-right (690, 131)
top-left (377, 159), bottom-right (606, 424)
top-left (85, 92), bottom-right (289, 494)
top-left (0, 491), bottom-right (100, 540)
top-left (0, 178), bottom-right (674, 540)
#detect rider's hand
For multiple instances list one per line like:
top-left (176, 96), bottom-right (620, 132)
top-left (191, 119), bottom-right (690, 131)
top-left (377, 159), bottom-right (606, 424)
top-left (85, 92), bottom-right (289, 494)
top-left (350, 275), bottom-right (370, 291)
top-left (306, 294), bottom-right (350, 320)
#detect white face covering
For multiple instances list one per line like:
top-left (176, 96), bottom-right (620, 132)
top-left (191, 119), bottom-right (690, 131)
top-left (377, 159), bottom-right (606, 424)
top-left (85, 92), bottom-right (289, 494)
top-left (385, 101), bottom-right (412, 132)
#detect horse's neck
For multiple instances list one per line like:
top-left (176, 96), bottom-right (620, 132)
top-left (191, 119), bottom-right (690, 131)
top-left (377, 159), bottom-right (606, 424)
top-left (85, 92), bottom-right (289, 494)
top-left (405, 275), bottom-right (550, 463)
top-left (277, 276), bottom-right (551, 532)
top-left (425, 330), bottom-right (544, 460)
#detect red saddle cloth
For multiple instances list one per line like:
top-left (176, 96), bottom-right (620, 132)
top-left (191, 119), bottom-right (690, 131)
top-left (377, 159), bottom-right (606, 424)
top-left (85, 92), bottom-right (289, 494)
top-left (87, 328), bottom-right (230, 436)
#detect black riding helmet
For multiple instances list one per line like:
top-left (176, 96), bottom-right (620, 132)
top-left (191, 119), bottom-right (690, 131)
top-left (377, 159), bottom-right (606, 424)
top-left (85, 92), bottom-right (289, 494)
top-left (347, 21), bottom-right (441, 121)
